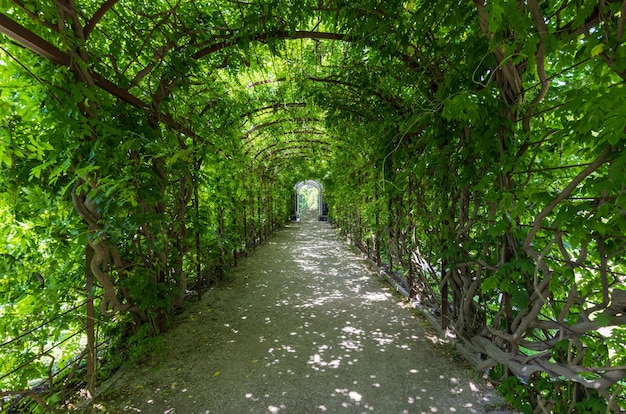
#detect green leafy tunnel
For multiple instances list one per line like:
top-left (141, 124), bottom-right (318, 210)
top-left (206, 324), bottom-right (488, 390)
top-left (1, 0), bottom-right (626, 411)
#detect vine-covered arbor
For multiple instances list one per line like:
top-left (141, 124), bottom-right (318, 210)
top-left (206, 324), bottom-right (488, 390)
top-left (1, 0), bottom-right (625, 411)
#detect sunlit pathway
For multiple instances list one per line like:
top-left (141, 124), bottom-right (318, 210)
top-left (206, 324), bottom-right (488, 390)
top-left (93, 216), bottom-right (510, 413)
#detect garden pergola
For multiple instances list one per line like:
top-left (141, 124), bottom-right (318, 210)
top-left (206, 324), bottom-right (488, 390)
top-left (1, 1), bottom-right (625, 411)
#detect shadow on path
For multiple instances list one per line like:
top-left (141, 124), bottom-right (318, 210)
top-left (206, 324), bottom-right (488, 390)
top-left (90, 220), bottom-right (513, 413)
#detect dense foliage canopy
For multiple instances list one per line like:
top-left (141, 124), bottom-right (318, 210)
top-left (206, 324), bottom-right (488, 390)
top-left (1, 0), bottom-right (625, 412)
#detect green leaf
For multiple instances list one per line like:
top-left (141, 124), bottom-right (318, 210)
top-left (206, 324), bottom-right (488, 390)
top-left (481, 275), bottom-right (499, 293)
top-left (487, 3), bottom-right (504, 34)
top-left (1, 152), bottom-right (12, 167)
top-left (591, 43), bottom-right (604, 57)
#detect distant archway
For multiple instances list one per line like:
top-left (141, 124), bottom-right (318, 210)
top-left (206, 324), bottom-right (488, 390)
top-left (292, 180), bottom-right (328, 221)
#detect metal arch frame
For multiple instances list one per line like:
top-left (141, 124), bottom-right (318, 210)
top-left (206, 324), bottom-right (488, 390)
top-left (242, 118), bottom-right (323, 145)
top-left (293, 179), bottom-right (327, 222)
top-left (250, 138), bottom-right (330, 160)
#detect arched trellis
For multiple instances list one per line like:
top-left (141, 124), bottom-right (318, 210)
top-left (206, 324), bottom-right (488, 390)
top-left (3, 2), bottom-right (625, 410)
top-left (292, 180), bottom-right (327, 222)
top-left (242, 118), bottom-right (324, 146)
top-left (0, 12), bottom-right (407, 169)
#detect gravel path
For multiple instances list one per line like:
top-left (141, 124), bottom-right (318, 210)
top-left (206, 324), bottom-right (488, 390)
top-left (91, 215), bottom-right (512, 413)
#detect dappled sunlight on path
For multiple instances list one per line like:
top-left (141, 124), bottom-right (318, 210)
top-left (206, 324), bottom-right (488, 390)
top-left (93, 220), bottom-right (511, 413)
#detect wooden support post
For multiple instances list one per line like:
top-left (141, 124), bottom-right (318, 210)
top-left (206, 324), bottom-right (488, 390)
top-left (503, 242), bottom-right (513, 334)
top-left (375, 192), bottom-right (381, 266)
top-left (257, 192), bottom-right (262, 245)
top-left (441, 259), bottom-right (449, 331)
top-left (194, 185), bottom-right (202, 301)
top-left (85, 244), bottom-right (96, 397)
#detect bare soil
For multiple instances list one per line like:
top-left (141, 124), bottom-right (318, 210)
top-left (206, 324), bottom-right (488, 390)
top-left (85, 213), bottom-right (516, 413)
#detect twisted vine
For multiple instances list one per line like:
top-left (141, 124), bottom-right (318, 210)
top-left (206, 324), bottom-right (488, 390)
top-left (71, 180), bottom-right (146, 321)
